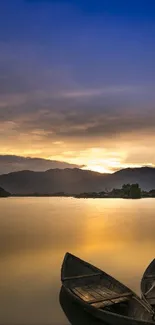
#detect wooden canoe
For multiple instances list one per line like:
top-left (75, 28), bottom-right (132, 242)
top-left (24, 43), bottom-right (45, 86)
top-left (59, 286), bottom-right (104, 325)
top-left (141, 259), bottom-right (155, 308)
top-left (61, 253), bottom-right (155, 325)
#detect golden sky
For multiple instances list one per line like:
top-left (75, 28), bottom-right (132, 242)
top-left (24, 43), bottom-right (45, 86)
top-left (1, 1), bottom-right (155, 174)
top-left (0, 87), bottom-right (155, 173)
top-left (1, 112), bottom-right (155, 173)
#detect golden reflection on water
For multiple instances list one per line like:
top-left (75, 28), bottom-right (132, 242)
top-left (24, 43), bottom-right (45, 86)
top-left (0, 197), bottom-right (155, 324)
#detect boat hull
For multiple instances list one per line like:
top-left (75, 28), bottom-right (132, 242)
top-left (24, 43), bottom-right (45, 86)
top-left (62, 285), bottom-right (154, 325)
top-left (61, 253), bottom-right (155, 325)
top-left (141, 259), bottom-right (155, 308)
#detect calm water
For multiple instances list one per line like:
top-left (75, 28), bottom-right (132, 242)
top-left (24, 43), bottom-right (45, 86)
top-left (0, 197), bottom-right (155, 325)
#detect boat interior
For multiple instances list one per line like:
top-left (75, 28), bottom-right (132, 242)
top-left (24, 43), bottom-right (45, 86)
top-left (62, 254), bottom-right (153, 322)
top-left (63, 274), bottom-right (153, 321)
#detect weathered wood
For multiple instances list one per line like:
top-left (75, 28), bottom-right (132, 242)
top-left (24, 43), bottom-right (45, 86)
top-left (88, 284), bottom-right (118, 299)
top-left (73, 286), bottom-right (131, 304)
top-left (87, 285), bottom-right (107, 298)
top-left (92, 300), bottom-right (112, 309)
top-left (90, 285), bottom-right (109, 298)
top-left (61, 253), bottom-right (155, 324)
top-left (95, 284), bottom-right (112, 296)
top-left (101, 286), bottom-right (115, 294)
top-left (89, 291), bottom-right (132, 305)
top-left (63, 272), bottom-right (101, 281)
top-left (84, 285), bottom-right (104, 299)
top-left (111, 296), bottom-right (128, 303)
top-left (92, 296), bottom-right (130, 309)
top-left (73, 287), bottom-right (95, 302)
top-left (72, 288), bottom-right (91, 302)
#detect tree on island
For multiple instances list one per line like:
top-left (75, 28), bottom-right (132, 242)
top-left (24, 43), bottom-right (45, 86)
top-left (109, 188), bottom-right (122, 197)
top-left (149, 189), bottom-right (155, 197)
top-left (75, 184), bottom-right (142, 199)
top-left (122, 184), bottom-right (131, 197)
top-left (129, 183), bottom-right (141, 198)
top-left (121, 183), bottom-right (141, 199)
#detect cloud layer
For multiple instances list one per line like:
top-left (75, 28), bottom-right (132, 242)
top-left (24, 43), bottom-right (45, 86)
top-left (0, 155), bottom-right (84, 175)
top-left (1, 64), bottom-right (155, 172)
top-left (0, 1), bottom-right (155, 172)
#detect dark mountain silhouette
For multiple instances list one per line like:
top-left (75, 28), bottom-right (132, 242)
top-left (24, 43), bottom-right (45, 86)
top-left (110, 167), bottom-right (155, 191)
top-left (0, 167), bottom-right (155, 195)
top-left (0, 186), bottom-right (11, 197)
top-left (0, 168), bottom-right (109, 194)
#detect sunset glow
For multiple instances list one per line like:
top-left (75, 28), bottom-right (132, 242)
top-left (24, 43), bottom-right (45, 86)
top-left (0, 1), bottom-right (155, 174)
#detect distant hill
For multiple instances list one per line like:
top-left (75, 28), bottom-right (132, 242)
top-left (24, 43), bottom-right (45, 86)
top-left (0, 167), bottom-right (155, 195)
top-left (0, 168), bottom-right (109, 194)
top-left (0, 187), bottom-right (11, 197)
top-left (110, 167), bottom-right (155, 191)
top-left (0, 155), bottom-right (84, 175)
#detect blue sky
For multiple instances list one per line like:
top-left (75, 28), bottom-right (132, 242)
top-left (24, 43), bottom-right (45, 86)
top-left (0, 0), bottom-right (155, 172)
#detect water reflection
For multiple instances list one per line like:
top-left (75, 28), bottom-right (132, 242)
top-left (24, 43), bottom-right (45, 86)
top-left (59, 286), bottom-right (105, 325)
top-left (0, 198), bottom-right (155, 324)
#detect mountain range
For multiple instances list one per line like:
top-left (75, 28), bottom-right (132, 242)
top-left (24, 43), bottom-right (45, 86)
top-left (0, 155), bottom-right (84, 174)
top-left (0, 167), bottom-right (155, 195)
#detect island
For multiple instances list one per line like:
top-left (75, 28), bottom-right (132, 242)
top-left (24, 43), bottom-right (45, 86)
top-left (10, 184), bottom-right (155, 199)
top-left (74, 184), bottom-right (142, 199)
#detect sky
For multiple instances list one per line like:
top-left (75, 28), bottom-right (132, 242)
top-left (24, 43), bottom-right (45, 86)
top-left (0, 0), bottom-right (155, 173)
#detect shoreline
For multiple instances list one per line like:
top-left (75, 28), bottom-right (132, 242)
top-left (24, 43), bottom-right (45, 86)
top-left (6, 194), bottom-right (155, 199)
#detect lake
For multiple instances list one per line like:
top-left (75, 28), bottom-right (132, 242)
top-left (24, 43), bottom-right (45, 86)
top-left (0, 197), bottom-right (155, 325)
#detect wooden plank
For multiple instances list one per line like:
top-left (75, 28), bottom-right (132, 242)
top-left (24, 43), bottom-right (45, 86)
top-left (92, 300), bottom-right (112, 309)
top-left (88, 285), bottom-right (111, 299)
top-left (63, 272), bottom-right (101, 281)
top-left (84, 286), bottom-right (103, 299)
top-left (73, 287), bottom-right (95, 302)
top-left (92, 296), bottom-right (130, 309)
top-left (88, 284), bottom-right (122, 300)
top-left (73, 285), bottom-right (116, 302)
top-left (111, 296), bottom-right (130, 304)
top-left (97, 286), bottom-right (113, 294)
top-left (101, 287), bottom-right (113, 294)
top-left (88, 285), bottom-right (105, 297)
top-left (95, 284), bottom-right (112, 297)
top-left (72, 288), bottom-right (91, 302)
top-left (89, 291), bottom-right (132, 305)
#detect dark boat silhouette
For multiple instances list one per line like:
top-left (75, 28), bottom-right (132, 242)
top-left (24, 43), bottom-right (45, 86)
top-left (141, 259), bottom-right (155, 308)
top-left (61, 253), bottom-right (155, 325)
